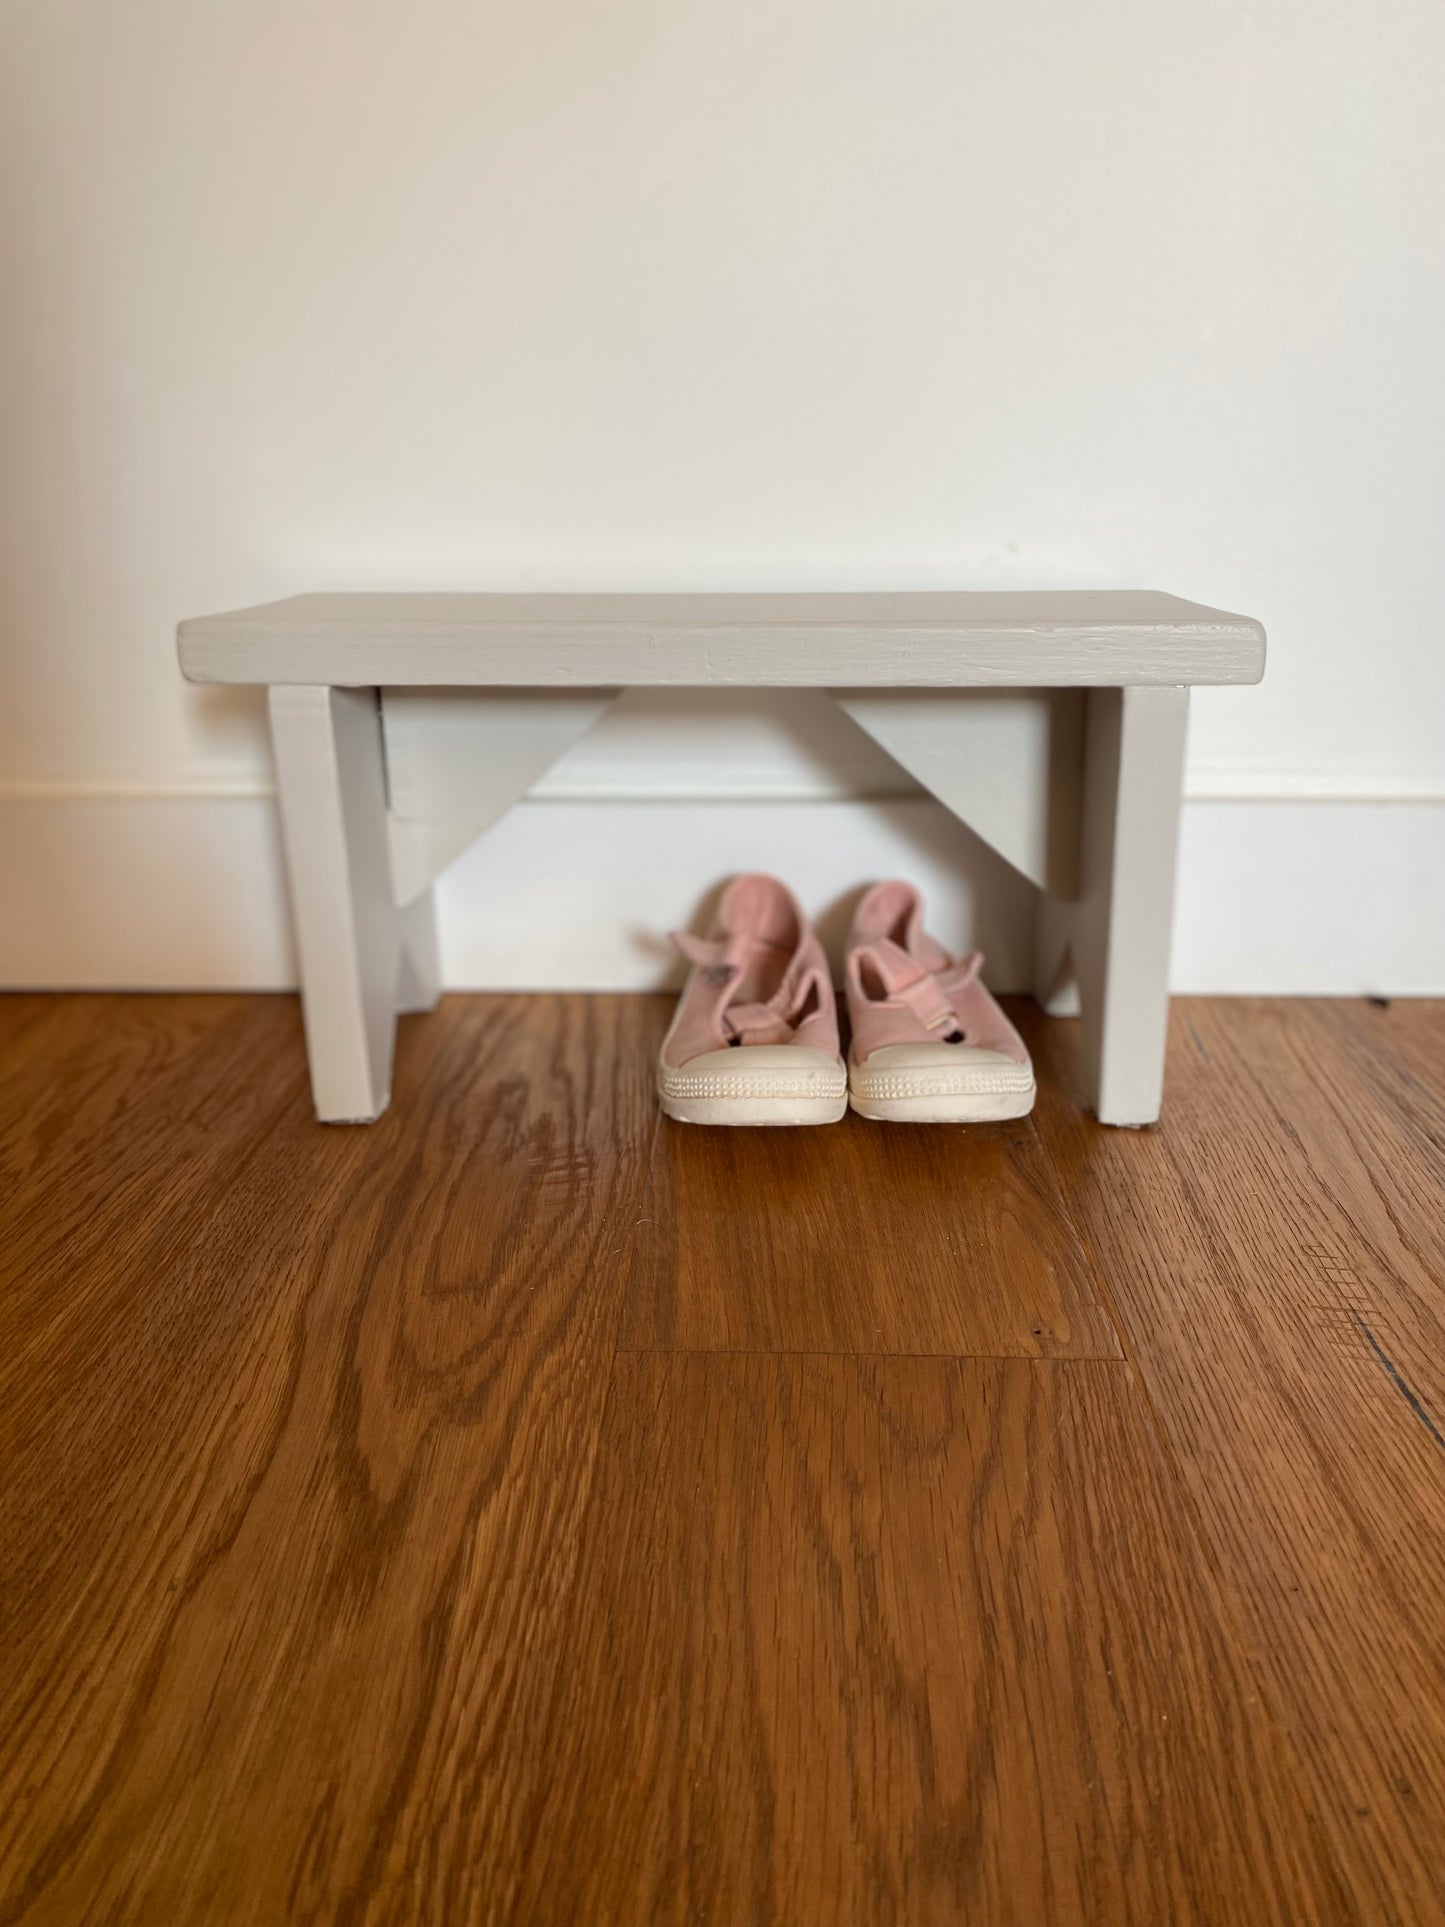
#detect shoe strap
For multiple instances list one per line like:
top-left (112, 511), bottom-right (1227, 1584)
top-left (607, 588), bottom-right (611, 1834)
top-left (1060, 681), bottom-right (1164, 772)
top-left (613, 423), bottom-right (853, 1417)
top-left (853, 937), bottom-right (984, 1032)
top-left (722, 1001), bottom-right (798, 1045)
top-left (671, 928), bottom-right (755, 982)
top-left (671, 928), bottom-right (827, 1047)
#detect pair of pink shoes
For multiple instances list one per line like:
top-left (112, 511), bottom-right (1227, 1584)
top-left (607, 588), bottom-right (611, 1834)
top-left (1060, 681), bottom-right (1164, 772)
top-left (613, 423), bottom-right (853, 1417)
top-left (658, 874), bottom-right (1035, 1126)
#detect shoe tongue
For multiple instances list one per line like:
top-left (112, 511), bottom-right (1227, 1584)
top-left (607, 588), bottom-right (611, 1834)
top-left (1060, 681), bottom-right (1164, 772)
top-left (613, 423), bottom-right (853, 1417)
top-left (718, 873), bottom-right (800, 952)
top-left (900, 896), bottom-right (953, 974)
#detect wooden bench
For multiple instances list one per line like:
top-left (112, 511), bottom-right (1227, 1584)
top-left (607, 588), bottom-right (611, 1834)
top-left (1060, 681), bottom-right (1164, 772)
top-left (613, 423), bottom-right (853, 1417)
top-left (178, 590), bottom-right (1265, 1126)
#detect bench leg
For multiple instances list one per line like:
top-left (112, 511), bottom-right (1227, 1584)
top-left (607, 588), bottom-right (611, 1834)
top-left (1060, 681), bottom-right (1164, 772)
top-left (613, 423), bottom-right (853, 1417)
top-left (1035, 686), bottom-right (1189, 1126)
top-left (269, 685), bottom-right (437, 1122)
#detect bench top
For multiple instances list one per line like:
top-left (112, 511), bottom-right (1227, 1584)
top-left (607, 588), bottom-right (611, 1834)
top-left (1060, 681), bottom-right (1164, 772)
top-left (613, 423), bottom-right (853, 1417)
top-left (178, 590), bottom-right (1265, 688)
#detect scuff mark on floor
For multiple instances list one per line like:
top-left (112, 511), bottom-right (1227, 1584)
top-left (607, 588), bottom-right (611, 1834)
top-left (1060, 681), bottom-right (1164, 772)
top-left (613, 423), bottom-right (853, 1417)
top-left (1351, 1310), bottom-right (1445, 1451)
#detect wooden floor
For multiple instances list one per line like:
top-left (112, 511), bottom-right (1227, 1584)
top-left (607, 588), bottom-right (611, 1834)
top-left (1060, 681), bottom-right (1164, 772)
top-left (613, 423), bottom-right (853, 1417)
top-left (2, 993), bottom-right (1444, 1926)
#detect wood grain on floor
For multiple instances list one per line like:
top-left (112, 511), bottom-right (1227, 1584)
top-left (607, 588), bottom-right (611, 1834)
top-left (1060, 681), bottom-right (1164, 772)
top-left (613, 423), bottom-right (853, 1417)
top-left (1020, 999), bottom-right (1445, 1927)
top-left (2, 992), bottom-right (1443, 1927)
top-left (623, 1104), bottom-right (1119, 1358)
top-left (513, 1352), bottom-right (1346, 1927)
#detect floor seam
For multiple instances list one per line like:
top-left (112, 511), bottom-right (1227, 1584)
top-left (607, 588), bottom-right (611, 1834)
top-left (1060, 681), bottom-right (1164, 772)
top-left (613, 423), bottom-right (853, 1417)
top-left (613, 1346), bottom-right (1129, 1363)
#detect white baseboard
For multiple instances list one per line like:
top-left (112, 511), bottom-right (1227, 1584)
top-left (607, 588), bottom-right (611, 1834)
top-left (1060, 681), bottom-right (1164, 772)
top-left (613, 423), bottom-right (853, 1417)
top-left (1, 792), bottom-right (1441, 995)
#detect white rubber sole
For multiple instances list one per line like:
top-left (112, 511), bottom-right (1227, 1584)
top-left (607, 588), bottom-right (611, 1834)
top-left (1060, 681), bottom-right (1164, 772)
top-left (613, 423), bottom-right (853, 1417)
top-left (658, 1045), bottom-right (848, 1127)
top-left (849, 1044), bottom-right (1036, 1123)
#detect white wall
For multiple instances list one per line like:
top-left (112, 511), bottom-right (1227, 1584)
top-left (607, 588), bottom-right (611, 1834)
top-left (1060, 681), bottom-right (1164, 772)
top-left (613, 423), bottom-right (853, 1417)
top-left (2, 0), bottom-right (1442, 992)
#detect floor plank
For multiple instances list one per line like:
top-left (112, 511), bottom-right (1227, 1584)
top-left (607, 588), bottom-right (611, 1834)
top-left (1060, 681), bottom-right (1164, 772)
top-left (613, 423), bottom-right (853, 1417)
top-left (0, 995), bottom-right (655, 1927)
top-left (1185, 998), bottom-right (1445, 1421)
top-left (508, 1352), bottom-right (1350, 1927)
top-left (3, 992), bottom-right (1443, 1925)
top-left (625, 1109), bottom-right (1119, 1358)
top-left (1022, 998), bottom-right (1445, 1927)
top-left (0, 996), bottom-right (306, 1412)
top-left (1317, 997), bottom-right (1445, 1124)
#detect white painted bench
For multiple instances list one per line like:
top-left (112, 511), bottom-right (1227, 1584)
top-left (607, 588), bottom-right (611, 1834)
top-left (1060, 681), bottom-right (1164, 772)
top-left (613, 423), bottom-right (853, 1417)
top-left (178, 591), bottom-right (1265, 1126)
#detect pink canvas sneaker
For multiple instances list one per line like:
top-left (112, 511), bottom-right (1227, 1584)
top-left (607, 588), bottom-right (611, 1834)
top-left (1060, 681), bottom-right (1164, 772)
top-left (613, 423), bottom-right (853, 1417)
top-left (844, 880), bottom-right (1035, 1122)
top-left (658, 874), bottom-right (847, 1125)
